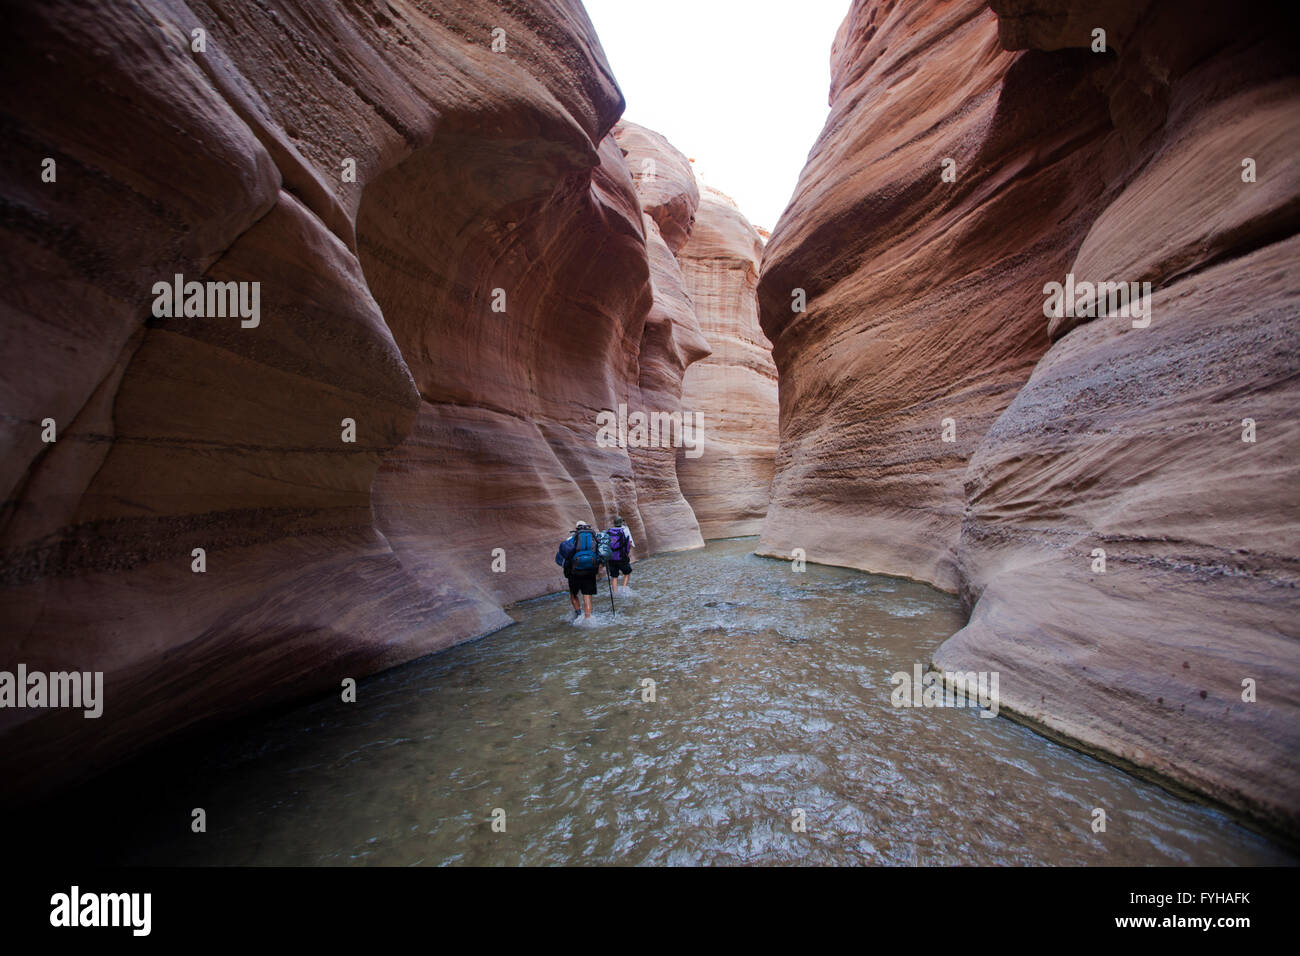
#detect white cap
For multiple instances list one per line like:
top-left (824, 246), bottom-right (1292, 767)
top-left (575, 520), bottom-right (590, 528)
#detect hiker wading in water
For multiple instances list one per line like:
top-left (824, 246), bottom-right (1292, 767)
top-left (555, 520), bottom-right (610, 618)
top-left (606, 516), bottom-right (635, 596)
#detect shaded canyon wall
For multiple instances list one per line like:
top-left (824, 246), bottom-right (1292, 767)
top-left (0, 0), bottom-right (761, 800)
top-left (758, 0), bottom-right (1300, 833)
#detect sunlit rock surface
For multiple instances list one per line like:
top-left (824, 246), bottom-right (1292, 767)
top-left (678, 188), bottom-right (779, 539)
top-left (614, 123), bottom-right (779, 546)
top-left (758, 0), bottom-right (1300, 833)
top-left (613, 121), bottom-right (710, 554)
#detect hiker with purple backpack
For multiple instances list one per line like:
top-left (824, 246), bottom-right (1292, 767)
top-left (606, 516), bottom-right (635, 596)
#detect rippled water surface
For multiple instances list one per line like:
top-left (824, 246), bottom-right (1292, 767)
top-left (51, 539), bottom-right (1294, 865)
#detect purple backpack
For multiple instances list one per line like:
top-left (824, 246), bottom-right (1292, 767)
top-left (608, 527), bottom-right (627, 561)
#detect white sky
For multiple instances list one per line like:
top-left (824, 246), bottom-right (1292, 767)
top-left (583, 0), bottom-right (852, 233)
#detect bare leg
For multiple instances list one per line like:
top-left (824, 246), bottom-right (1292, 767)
top-left (569, 590), bottom-right (580, 614)
top-left (582, 593), bottom-right (593, 618)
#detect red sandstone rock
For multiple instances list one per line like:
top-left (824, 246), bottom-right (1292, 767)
top-left (0, 0), bottom-right (778, 803)
top-left (0, 0), bottom-right (653, 800)
top-left (614, 121), bottom-right (711, 554)
top-left (759, 0), bottom-right (1300, 832)
top-left (677, 188), bottom-right (779, 539)
top-left (614, 121), bottom-right (700, 254)
top-left (941, 0), bottom-right (1300, 835)
top-left (940, 236), bottom-right (1300, 836)
top-left (758, 0), bottom-right (1087, 587)
top-left (614, 122), bottom-right (779, 547)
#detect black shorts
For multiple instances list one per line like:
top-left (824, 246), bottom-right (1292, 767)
top-left (568, 573), bottom-right (598, 596)
top-left (609, 558), bottom-right (632, 577)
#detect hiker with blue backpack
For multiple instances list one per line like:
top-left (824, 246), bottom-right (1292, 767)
top-left (606, 516), bottom-right (635, 596)
top-left (555, 520), bottom-right (610, 618)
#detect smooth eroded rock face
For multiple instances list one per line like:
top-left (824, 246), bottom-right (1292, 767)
top-left (613, 124), bottom-right (779, 546)
top-left (614, 121), bottom-right (700, 254)
top-left (939, 0), bottom-right (1300, 835)
top-left (940, 236), bottom-right (1300, 836)
top-left (614, 121), bottom-right (711, 554)
top-left (0, 0), bottom-right (696, 800)
top-left (677, 188), bottom-right (778, 539)
top-left (758, 0), bottom-right (1105, 588)
top-left (358, 126), bottom-right (654, 618)
top-left (759, 0), bottom-right (1300, 833)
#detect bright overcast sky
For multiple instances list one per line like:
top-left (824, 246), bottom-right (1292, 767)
top-left (582, 0), bottom-right (852, 233)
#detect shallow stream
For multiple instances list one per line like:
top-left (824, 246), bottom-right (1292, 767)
top-left (38, 538), bottom-right (1293, 865)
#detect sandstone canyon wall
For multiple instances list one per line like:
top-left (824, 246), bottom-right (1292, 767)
top-left (758, 0), bottom-right (1299, 834)
top-left (0, 0), bottom-right (730, 801)
top-left (611, 124), bottom-right (780, 544)
top-left (678, 188), bottom-right (779, 539)
top-left (611, 121), bottom-right (711, 554)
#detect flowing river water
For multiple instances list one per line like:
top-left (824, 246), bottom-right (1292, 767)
top-left (35, 538), bottom-right (1294, 865)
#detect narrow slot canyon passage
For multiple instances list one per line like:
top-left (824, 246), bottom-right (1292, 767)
top-left (0, 0), bottom-right (1297, 898)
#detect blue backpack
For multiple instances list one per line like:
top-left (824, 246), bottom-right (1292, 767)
top-left (569, 529), bottom-right (599, 574)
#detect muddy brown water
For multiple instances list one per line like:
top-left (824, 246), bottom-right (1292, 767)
top-left (24, 538), bottom-right (1294, 865)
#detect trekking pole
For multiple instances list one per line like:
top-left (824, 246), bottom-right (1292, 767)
top-left (608, 566), bottom-right (616, 616)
